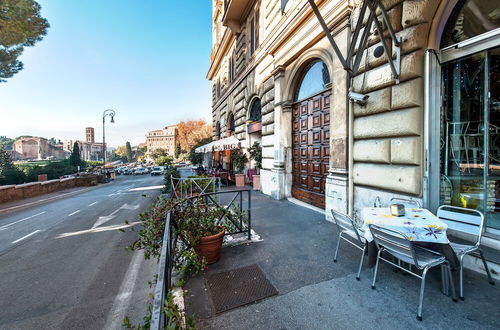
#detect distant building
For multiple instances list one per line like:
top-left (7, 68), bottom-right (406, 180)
top-left (146, 125), bottom-right (178, 157)
top-left (11, 137), bottom-right (66, 161)
top-left (64, 127), bottom-right (105, 161)
top-left (85, 127), bottom-right (95, 143)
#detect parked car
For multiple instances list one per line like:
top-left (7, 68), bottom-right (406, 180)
top-left (150, 166), bottom-right (164, 176)
top-left (122, 168), bottom-right (132, 175)
top-left (133, 167), bottom-right (147, 175)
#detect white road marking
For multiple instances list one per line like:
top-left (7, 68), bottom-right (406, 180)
top-left (68, 210), bottom-right (80, 217)
top-left (0, 211), bottom-right (46, 230)
top-left (88, 201), bottom-right (98, 206)
top-left (91, 203), bottom-right (139, 229)
top-left (103, 250), bottom-right (143, 330)
top-left (56, 221), bottom-right (141, 238)
top-left (12, 230), bottom-right (41, 244)
top-left (128, 185), bottom-right (164, 192)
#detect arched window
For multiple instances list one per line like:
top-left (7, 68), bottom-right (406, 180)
top-left (227, 112), bottom-right (235, 132)
top-left (295, 59), bottom-right (330, 101)
top-left (441, 0), bottom-right (500, 48)
top-left (249, 98), bottom-right (262, 122)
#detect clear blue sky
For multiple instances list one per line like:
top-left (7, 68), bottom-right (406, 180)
top-left (0, 0), bottom-right (213, 148)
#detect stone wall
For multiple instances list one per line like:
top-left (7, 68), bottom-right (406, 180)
top-left (350, 0), bottom-right (441, 197)
top-left (0, 176), bottom-right (99, 204)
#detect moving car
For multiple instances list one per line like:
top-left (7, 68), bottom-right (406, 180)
top-left (150, 166), bottom-right (164, 176)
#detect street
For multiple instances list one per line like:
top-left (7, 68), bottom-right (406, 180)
top-left (0, 174), bottom-right (164, 329)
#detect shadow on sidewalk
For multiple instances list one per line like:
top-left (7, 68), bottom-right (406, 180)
top-left (184, 191), bottom-right (500, 330)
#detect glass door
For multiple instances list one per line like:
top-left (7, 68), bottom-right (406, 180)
top-left (440, 46), bottom-right (500, 234)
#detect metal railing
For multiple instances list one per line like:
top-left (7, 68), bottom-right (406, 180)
top-left (150, 211), bottom-right (174, 329)
top-left (150, 189), bottom-right (252, 329)
top-left (171, 176), bottom-right (221, 200)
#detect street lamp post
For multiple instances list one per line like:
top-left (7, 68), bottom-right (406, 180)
top-left (102, 109), bottom-right (116, 179)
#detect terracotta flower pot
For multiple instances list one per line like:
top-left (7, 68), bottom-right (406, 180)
top-left (235, 173), bottom-right (245, 187)
top-left (253, 174), bottom-right (260, 190)
top-left (194, 228), bottom-right (225, 264)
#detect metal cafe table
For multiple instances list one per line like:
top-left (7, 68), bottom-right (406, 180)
top-left (360, 207), bottom-right (459, 271)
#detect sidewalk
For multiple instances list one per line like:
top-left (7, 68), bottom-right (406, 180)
top-left (184, 191), bottom-right (500, 330)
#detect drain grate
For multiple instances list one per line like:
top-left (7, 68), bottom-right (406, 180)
top-left (206, 264), bottom-right (278, 314)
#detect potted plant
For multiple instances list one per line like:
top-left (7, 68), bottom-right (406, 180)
top-left (248, 142), bottom-right (262, 190)
top-left (175, 203), bottom-right (228, 264)
top-left (230, 149), bottom-right (248, 187)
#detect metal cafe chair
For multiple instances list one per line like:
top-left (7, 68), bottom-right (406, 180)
top-left (437, 205), bottom-right (495, 300)
top-left (369, 224), bottom-right (457, 321)
top-left (331, 210), bottom-right (366, 281)
top-left (389, 197), bottom-right (422, 209)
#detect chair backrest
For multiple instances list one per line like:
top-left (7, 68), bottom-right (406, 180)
top-left (437, 205), bottom-right (484, 246)
top-left (331, 209), bottom-right (363, 243)
top-left (369, 224), bottom-right (420, 268)
top-left (390, 197), bottom-right (421, 209)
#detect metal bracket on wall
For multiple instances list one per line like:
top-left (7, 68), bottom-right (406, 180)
top-left (307, 0), bottom-right (402, 84)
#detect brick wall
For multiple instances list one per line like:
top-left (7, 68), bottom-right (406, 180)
top-left (0, 176), bottom-right (99, 204)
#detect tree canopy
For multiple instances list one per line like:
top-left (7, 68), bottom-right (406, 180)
top-left (0, 0), bottom-right (49, 82)
top-left (69, 142), bottom-right (82, 167)
top-left (189, 137), bottom-right (212, 166)
top-left (177, 120), bottom-right (212, 153)
top-left (125, 141), bottom-right (133, 162)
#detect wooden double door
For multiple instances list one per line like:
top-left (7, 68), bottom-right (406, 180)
top-left (291, 90), bottom-right (331, 209)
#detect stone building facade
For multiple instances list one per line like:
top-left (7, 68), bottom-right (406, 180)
top-left (145, 125), bottom-right (178, 157)
top-left (209, 0), bottom-right (500, 248)
top-left (64, 127), bottom-right (105, 161)
top-left (12, 137), bottom-right (66, 161)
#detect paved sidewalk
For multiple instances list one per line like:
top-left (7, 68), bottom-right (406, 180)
top-left (184, 190), bottom-right (500, 330)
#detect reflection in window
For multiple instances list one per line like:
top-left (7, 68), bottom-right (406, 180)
top-left (249, 98), bottom-right (262, 122)
top-left (295, 60), bottom-right (330, 101)
top-left (441, 0), bottom-right (500, 48)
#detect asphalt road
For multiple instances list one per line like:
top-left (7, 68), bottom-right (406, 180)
top-left (0, 174), bottom-right (165, 329)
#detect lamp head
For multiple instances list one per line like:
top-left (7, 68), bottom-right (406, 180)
top-left (111, 115), bottom-right (115, 123)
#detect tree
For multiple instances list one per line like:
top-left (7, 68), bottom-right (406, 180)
top-left (0, 0), bottom-right (50, 82)
top-left (189, 137), bottom-right (212, 166)
top-left (125, 141), bottom-right (133, 162)
top-left (0, 145), bottom-right (25, 184)
top-left (69, 142), bottom-right (81, 167)
top-left (150, 148), bottom-right (168, 161)
top-left (156, 155), bottom-right (173, 166)
top-left (174, 143), bottom-right (181, 159)
top-left (177, 120), bottom-right (212, 153)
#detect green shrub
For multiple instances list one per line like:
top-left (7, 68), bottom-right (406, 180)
top-left (0, 168), bottom-right (26, 185)
top-left (162, 166), bottom-right (180, 194)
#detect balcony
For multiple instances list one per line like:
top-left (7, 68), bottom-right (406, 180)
top-left (222, 0), bottom-right (253, 33)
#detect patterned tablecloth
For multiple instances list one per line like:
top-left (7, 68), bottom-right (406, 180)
top-left (361, 207), bottom-right (449, 244)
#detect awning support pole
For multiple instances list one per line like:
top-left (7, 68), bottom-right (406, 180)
top-left (307, 0), bottom-right (401, 84)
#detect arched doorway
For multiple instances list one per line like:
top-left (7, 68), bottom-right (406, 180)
top-left (291, 59), bottom-right (331, 208)
top-left (436, 0), bottom-right (500, 234)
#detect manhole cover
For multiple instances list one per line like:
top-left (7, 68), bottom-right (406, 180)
top-left (206, 264), bottom-right (278, 314)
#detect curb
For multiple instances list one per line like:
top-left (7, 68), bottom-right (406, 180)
top-left (0, 184), bottom-right (103, 215)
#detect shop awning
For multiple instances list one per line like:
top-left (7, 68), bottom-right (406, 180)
top-left (195, 136), bottom-right (241, 153)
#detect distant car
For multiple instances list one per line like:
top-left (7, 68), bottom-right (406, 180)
top-left (133, 167), bottom-right (147, 175)
top-left (122, 168), bottom-right (132, 175)
top-left (150, 166), bottom-right (164, 176)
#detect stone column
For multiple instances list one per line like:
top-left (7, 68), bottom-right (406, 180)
top-left (326, 27), bottom-right (350, 220)
top-left (269, 65), bottom-right (289, 200)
